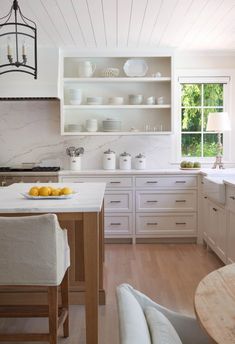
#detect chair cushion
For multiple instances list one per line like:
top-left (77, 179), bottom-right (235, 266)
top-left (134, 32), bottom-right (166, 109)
top-left (145, 307), bottom-right (183, 344)
top-left (116, 285), bottom-right (151, 344)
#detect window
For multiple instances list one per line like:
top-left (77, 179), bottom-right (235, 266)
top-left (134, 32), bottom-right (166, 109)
top-left (179, 78), bottom-right (229, 159)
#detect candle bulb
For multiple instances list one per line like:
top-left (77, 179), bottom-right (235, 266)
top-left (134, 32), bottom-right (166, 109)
top-left (22, 41), bottom-right (26, 55)
top-left (7, 37), bottom-right (12, 56)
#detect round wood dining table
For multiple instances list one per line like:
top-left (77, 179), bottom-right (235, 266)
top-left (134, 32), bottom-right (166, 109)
top-left (194, 263), bottom-right (235, 344)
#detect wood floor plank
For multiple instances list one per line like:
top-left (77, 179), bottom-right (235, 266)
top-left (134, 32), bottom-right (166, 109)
top-left (0, 244), bottom-right (223, 344)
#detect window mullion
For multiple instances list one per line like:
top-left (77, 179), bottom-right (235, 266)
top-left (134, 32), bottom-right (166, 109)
top-left (201, 84), bottom-right (204, 157)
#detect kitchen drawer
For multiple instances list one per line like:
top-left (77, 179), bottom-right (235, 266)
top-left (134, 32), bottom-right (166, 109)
top-left (105, 214), bottom-right (133, 236)
top-left (136, 190), bottom-right (197, 212)
top-left (135, 176), bottom-right (197, 188)
top-left (104, 191), bottom-right (132, 212)
top-left (60, 176), bottom-right (133, 188)
top-left (226, 185), bottom-right (235, 213)
top-left (136, 213), bottom-right (196, 236)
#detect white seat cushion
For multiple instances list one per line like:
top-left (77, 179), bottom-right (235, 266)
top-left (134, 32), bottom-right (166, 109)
top-left (116, 285), bottom-right (151, 344)
top-left (145, 307), bottom-right (183, 344)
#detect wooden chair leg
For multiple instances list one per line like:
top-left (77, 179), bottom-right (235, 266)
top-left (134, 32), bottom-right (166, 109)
top-left (48, 286), bottom-right (58, 344)
top-left (61, 269), bottom-right (69, 337)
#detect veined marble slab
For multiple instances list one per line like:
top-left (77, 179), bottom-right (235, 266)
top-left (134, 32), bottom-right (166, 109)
top-left (0, 183), bottom-right (106, 213)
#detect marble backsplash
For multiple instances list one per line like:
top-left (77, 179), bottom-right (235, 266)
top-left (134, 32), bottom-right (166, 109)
top-left (0, 101), bottom-right (173, 169)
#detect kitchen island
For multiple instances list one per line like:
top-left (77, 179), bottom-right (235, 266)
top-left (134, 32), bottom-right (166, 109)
top-left (0, 182), bottom-right (106, 344)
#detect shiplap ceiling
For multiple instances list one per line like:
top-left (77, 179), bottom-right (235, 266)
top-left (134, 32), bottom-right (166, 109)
top-left (1, 0), bottom-right (235, 51)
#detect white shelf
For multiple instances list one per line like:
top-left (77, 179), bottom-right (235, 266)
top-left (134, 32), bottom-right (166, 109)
top-left (62, 131), bottom-right (172, 136)
top-left (64, 104), bottom-right (171, 109)
top-left (63, 77), bottom-right (171, 83)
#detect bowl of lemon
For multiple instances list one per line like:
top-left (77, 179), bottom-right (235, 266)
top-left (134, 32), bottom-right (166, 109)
top-left (22, 186), bottom-right (77, 199)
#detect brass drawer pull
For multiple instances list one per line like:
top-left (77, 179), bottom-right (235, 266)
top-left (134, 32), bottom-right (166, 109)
top-left (110, 200), bottom-right (121, 203)
top-left (176, 222), bottom-right (186, 225)
top-left (175, 200), bottom-right (186, 203)
top-left (213, 207), bottom-right (218, 212)
top-left (110, 223), bottom-right (121, 226)
top-left (175, 181), bottom-right (186, 183)
top-left (147, 222), bottom-right (158, 225)
top-left (229, 196), bottom-right (235, 200)
top-left (146, 200), bottom-right (158, 203)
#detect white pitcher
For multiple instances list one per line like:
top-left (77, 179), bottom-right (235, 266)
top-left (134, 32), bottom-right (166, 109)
top-left (78, 61), bottom-right (96, 77)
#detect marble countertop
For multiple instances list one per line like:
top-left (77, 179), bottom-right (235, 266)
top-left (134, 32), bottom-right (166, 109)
top-left (59, 168), bottom-right (201, 175)
top-left (0, 183), bottom-right (106, 213)
top-left (222, 178), bottom-right (235, 187)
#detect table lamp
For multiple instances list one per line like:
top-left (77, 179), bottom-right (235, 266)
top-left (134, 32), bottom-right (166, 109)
top-left (206, 112), bottom-right (231, 169)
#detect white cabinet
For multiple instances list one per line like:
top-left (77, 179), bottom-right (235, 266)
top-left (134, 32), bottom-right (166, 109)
top-left (60, 173), bottom-right (198, 241)
top-left (60, 55), bottom-right (172, 135)
top-left (226, 185), bottom-right (235, 263)
top-left (206, 200), bottom-right (226, 263)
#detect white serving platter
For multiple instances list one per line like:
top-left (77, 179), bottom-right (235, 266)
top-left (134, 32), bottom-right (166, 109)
top-left (21, 193), bottom-right (78, 200)
top-left (123, 59), bottom-right (148, 77)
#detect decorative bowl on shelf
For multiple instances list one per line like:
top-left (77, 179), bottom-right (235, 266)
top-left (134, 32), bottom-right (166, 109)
top-left (108, 97), bottom-right (124, 105)
top-left (123, 59), bottom-right (148, 77)
top-left (102, 68), bottom-right (120, 77)
top-left (86, 97), bottom-right (103, 105)
top-left (129, 94), bottom-right (143, 105)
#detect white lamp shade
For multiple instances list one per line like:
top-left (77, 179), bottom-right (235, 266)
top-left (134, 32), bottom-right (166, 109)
top-left (206, 112), bottom-right (231, 132)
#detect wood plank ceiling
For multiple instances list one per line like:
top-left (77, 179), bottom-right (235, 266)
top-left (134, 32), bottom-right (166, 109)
top-left (1, 0), bottom-right (235, 50)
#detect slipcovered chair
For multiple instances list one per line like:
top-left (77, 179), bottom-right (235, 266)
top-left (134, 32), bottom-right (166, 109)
top-left (0, 214), bottom-right (70, 344)
top-left (116, 284), bottom-right (210, 344)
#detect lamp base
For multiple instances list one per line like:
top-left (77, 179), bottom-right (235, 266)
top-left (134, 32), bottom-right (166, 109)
top-left (212, 155), bottom-right (225, 169)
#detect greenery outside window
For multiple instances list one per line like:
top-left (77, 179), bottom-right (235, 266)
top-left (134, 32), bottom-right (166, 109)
top-left (181, 82), bottom-right (225, 158)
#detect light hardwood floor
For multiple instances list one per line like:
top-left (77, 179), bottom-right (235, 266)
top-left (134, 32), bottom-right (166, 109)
top-left (0, 244), bottom-right (223, 344)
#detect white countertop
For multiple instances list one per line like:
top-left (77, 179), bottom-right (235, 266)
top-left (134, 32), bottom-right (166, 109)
top-left (59, 168), bottom-right (201, 175)
top-left (223, 178), bottom-right (235, 187)
top-left (0, 183), bottom-right (106, 213)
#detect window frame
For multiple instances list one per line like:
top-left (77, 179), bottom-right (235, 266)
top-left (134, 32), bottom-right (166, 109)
top-left (174, 70), bottom-right (231, 164)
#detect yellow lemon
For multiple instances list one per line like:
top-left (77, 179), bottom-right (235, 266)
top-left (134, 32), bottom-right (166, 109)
top-left (51, 189), bottom-right (61, 196)
top-left (28, 187), bottom-right (39, 196)
top-left (47, 186), bottom-right (54, 195)
top-left (38, 186), bottom-right (51, 197)
top-left (60, 187), bottom-right (73, 195)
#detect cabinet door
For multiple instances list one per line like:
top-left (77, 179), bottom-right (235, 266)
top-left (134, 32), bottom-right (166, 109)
top-left (207, 200), bottom-right (226, 263)
top-left (227, 211), bottom-right (235, 264)
top-left (202, 196), bottom-right (210, 242)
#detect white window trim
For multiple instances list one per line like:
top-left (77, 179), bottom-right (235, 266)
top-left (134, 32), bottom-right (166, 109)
top-left (172, 69), bottom-right (232, 164)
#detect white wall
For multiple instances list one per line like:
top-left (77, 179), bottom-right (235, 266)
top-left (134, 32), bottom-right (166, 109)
top-left (0, 51), bottom-right (235, 169)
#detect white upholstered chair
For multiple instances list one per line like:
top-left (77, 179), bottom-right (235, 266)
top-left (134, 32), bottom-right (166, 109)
top-left (0, 214), bottom-right (70, 344)
top-left (116, 284), bottom-right (210, 344)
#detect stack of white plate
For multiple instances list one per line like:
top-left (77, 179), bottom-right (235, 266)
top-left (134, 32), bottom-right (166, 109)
top-left (103, 118), bottom-right (121, 132)
top-left (86, 119), bottom-right (98, 132)
top-left (108, 97), bottom-right (124, 105)
top-left (69, 88), bottom-right (82, 105)
top-left (66, 124), bottom-right (82, 132)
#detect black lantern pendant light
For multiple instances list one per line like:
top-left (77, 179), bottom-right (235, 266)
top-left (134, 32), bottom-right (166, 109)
top-left (0, 0), bottom-right (37, 79)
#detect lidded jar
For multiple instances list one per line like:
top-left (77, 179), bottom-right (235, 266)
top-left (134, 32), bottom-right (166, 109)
top-left (103, 149), bottom-right (116, 170)
top-left (134, 153), bottom-right (146, 170)
top-left (119, 152), bottom-right (131, 170)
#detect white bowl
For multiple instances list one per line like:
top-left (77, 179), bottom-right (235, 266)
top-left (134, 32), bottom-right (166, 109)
top-left (108, 97), bottom-right (124, 105)
top-left (129, 94), bottom-right (143, 105)
top-left (86, 97), bottom-right (103, 105)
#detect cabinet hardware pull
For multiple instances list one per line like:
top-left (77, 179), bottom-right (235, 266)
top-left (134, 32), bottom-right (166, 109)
top-left (204, 196), bottom-right (207, 199)
top-left (147, 222), bottom-right (158, 225)
top-left (146, 181), bottom-right (158, 184)
top-left (110, 223), bottom-right (121, 225)
top-left (175, 181), bottom-right (186, 183)
top-left (110, 181), bottom-right (121, 184)
top-left (110, 200), bottom-right (121, 203)
top-left (229, 196), bottom-right (235, 200)
top-left (175, 200), bottom-right (186, 202)
top-left (213, 207), bottom-right (218, 212)
top-left (146, 200), bottom-right (158, 203)
top-left (1, 181), bottom-right (6, 187)
top-left (176, 222), bottom-right (186, 225)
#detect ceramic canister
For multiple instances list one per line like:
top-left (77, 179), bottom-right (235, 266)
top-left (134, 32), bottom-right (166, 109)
top-left (103, 149), bottom-right (116, 170)
top-left (69, 156), bottom-right (82, 171)
top-left (119, 152), bottom-right (131, 170)
top-left (134, 153), bottom-right (146, 170)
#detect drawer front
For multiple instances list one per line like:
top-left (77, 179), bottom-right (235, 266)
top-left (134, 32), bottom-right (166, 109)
top-left (136, 213), bottom-right (196, 235)
top-left (105, 214), bottom-right (133, 236)
top-left (135, 176), bottom-right (197, 188)
top-left (226, 186), bottom-right (235, 212)
top-left (136, 191), bottom-right (197, 212)
top-left (60, 176), bottom-right (132, 188)
top-left (104, 191), bottom-right (132, 212)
